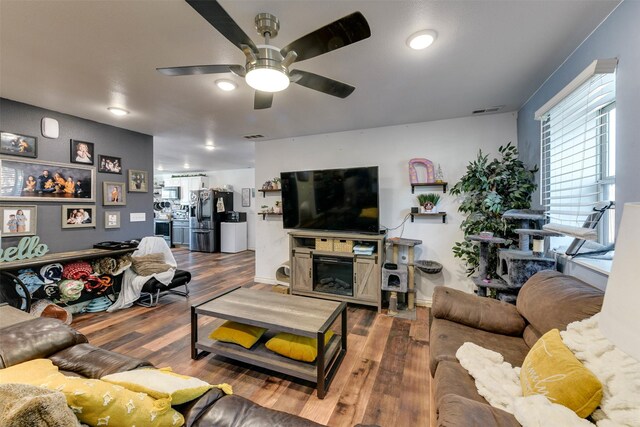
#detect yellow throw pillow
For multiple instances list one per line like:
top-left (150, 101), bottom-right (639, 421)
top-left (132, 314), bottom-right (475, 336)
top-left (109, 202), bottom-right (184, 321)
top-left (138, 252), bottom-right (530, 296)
top-left (0, 360), bottom-right (184, 426)
top-left (0, 359), bottom-right (59, 385)
top-left (102, 367), bottom-right (217, 405)
top-left (209, 321), bottom-right (267, 349)
top-left (520, 328), bottom-right (602, 418)
top-left (41, 373), bottom-right (184, 426)
top-left (265, 331), bottom-right (334, 362)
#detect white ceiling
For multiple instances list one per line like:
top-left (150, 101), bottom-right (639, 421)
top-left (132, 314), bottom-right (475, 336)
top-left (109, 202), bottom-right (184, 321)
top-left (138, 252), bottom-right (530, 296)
top-left (0, 0), bottom-right (619, 173)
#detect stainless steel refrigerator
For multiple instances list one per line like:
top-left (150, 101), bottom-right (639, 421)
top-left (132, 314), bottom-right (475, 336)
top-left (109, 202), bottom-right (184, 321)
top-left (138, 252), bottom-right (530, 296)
top-left (189, 190), bottom-right (233, 252)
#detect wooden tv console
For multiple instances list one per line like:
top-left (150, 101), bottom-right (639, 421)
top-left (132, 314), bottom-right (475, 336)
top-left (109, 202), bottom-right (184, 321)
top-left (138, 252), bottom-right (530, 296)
top-left (289, 230), bottom-right (385, 312)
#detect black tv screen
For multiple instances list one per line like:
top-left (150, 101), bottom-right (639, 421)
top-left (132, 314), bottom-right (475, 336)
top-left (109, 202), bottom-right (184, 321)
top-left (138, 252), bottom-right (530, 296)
top-left (281, 166), bottom-right (379, 233)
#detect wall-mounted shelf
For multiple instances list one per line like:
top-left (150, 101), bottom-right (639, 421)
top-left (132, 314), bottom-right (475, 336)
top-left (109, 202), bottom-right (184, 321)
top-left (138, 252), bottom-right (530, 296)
top-left (261, 212), bottom-right (283, 220)
top-left (410, 212), bottom-right (447, 223)
top-left (411, 182), bottom-right (448, 194)
top-left (259, 189), bottom-right (281, 197)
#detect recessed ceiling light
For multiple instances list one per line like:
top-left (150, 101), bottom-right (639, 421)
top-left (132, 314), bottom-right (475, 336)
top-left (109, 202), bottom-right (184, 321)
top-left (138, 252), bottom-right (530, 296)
top-left (107, 107), bottom-right (129, 116)
top-left (157, 165), bottom-right (164, 171)
top-left (205, 145), bottom-right (215, 151)
top-left (407, 30), bottom-right (437, 50)
top-left (184, 163), bottom-right (190, 169)
top-left (215, 79), bottom-right (237, 91)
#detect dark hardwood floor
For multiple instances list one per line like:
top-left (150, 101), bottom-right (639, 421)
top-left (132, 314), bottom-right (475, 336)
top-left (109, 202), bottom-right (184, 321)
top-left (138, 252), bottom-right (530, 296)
top-left (72, 247), bottom-right (430, 426)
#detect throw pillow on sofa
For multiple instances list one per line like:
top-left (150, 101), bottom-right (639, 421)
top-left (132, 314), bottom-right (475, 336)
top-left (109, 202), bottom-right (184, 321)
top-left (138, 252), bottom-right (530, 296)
top-left (101, 367), bottom-right (222, 405)
top-left (520, 328), bottom-right (602, 418)
top-left (0, 359), bottom-right (184, 427)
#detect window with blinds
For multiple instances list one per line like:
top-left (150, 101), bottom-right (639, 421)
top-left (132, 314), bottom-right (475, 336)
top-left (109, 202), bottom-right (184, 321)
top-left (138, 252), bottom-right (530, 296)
top-left (538, 61), bottom-right (616, 244)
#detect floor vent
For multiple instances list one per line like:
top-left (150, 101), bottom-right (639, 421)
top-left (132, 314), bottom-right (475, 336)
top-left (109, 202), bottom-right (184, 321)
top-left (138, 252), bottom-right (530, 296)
top-left (472, 105), bottom-right (504, 115)
top-left (243, 134), bottom-right (265, 139)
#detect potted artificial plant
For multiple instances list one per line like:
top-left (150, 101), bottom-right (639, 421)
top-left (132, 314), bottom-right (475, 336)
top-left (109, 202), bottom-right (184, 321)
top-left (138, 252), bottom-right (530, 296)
top-left (272, 177), bottom-right (281, 189)
top-left (417, 193), bottom-right (441, 213)
top-left (450, 142), bottom-right (538, 276)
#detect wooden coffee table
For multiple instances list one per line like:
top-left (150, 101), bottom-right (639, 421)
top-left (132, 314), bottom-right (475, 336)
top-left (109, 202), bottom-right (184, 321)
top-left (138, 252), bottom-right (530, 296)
top-left (191, 286), bottom-right (347, 399)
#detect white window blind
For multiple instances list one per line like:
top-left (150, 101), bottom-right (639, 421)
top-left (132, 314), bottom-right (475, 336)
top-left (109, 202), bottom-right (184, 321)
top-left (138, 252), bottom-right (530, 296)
top-left (538, 60), bottom-right (616, 229)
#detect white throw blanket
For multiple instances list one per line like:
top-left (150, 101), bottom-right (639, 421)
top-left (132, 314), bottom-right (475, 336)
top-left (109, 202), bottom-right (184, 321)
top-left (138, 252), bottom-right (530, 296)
top-left (107, 236), bottom-right (176, 311)
top-left (456, 314), bottom-right (640, 427)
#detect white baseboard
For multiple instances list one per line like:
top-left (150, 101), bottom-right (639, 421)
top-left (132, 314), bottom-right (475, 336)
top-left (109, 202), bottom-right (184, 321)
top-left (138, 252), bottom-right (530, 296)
top-left (254, 276), bottom-right (278, 285)
top-left (416, 297), bottom-right (433, 308)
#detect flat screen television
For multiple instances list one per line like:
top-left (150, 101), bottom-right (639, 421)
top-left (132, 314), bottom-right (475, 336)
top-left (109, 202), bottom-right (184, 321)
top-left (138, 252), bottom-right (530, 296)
top-left (281, 166), bottom-right (379, 234)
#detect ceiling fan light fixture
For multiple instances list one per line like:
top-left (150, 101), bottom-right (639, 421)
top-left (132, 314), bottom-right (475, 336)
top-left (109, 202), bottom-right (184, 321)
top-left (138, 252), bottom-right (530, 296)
top-left (215, 79), bottom-right (237, 91)
top-left (107, 107), bottom-right (129, 116)
top-left (407, 30), bottom-right (437, 50)
top-left (245, 67), bottom-right (290, 93)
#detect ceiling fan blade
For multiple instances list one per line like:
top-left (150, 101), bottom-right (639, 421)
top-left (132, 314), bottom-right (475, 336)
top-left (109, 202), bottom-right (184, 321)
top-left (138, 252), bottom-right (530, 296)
top-left (254, 91), bottom-right (274, 109)
top-left (229, 65), bottom-right (246, 77)
top-left (290, 70), bottom-right (355, 98)
top-left (280, 12), bottom-right (370, 63)
top-left (186, 0), bottom-right (258, 53)
top-left (157, 64), bottom-right (241, 76)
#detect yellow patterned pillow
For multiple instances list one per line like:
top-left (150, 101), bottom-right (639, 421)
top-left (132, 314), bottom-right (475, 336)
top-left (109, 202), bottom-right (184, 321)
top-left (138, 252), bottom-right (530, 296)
top-left (102, 367), bottom-right (216, 405)
top-left (0, 360), bottom-right (184, 427)
top-left (209, 321), bottom-right (267, 349)
top-left (265, 331), bottom-right (334, 362)
top-left (520, 328), bottom-right (602, 418)
top-left (41, 373), bottom-right (184, 426)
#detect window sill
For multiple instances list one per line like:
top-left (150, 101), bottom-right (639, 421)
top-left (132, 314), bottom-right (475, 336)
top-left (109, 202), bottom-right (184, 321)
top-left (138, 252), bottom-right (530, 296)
top-left (570, 257), bottom-right (612, 276)
top-left (556, 253), bottom-right (612, 291)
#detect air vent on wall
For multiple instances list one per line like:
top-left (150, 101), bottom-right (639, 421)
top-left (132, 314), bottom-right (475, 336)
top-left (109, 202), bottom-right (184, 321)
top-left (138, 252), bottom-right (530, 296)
top-left (472, 105), bottom-right (504, 115)
top-left (243, 134), bottom-right (265, 139)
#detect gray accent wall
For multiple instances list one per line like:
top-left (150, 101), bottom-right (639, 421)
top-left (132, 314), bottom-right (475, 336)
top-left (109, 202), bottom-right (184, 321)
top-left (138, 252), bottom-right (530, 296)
top-left (517, 0), bottom-right (640, 227)
top-left (1, 98), bottom-right (154, 252)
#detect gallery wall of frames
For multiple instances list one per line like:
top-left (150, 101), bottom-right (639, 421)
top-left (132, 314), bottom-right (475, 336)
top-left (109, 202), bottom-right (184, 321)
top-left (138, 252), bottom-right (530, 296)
top-left (0, 98), bottom-right (153, 252)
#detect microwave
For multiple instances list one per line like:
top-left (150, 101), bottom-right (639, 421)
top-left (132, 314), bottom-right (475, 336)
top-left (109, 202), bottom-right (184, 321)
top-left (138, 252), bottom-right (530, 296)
top-left (161, 186), bottom-right (181, 200)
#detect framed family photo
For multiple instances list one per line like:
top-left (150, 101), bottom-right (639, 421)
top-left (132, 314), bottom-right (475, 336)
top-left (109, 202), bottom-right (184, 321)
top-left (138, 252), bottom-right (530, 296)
top-left (61, 205), bottom-right (96, 228)
top-left (1, 131), bottom-right (37, 158)
top-left (70, 139), bottom-right (95, 165)
top-left (103, 181), bottom-right (126, 206)
top-left (0, 156), bottom-right (95, 202)
top-left (0, 205), bottom-right (37, 237)
top-left (98, 155), bottom-right (122, 174)
top-left (104, 211), bottom-right (121, 229)
top-left (128, 169), bottom-right (148, 193)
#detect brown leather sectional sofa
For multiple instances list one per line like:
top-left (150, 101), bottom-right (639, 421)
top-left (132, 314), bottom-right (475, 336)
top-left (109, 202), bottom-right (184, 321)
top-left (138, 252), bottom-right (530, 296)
top-left (429, 270), bottom-right (605, 426)
top-left (0, 316), bottom-right (323, 427)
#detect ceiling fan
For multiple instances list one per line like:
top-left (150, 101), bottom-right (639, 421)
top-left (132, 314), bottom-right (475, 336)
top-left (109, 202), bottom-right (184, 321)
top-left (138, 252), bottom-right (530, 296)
top-left (157, 0), bottom-right (371, 109)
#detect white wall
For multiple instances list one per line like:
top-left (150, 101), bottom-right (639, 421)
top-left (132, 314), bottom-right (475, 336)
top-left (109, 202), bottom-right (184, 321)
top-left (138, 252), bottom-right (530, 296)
top-left (157, 168), bottom-right (256, 249)
top-left (204, 168), bottom-right (257, 250)
top-left (255, 112), bottom-right (518, 302)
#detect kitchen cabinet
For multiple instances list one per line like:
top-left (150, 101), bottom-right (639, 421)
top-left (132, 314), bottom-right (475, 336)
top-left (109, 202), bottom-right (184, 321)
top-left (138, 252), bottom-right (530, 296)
top-left (172, 220), bottom-right (189, 246)
top-left (163, 177), bottom-right (209, 205)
